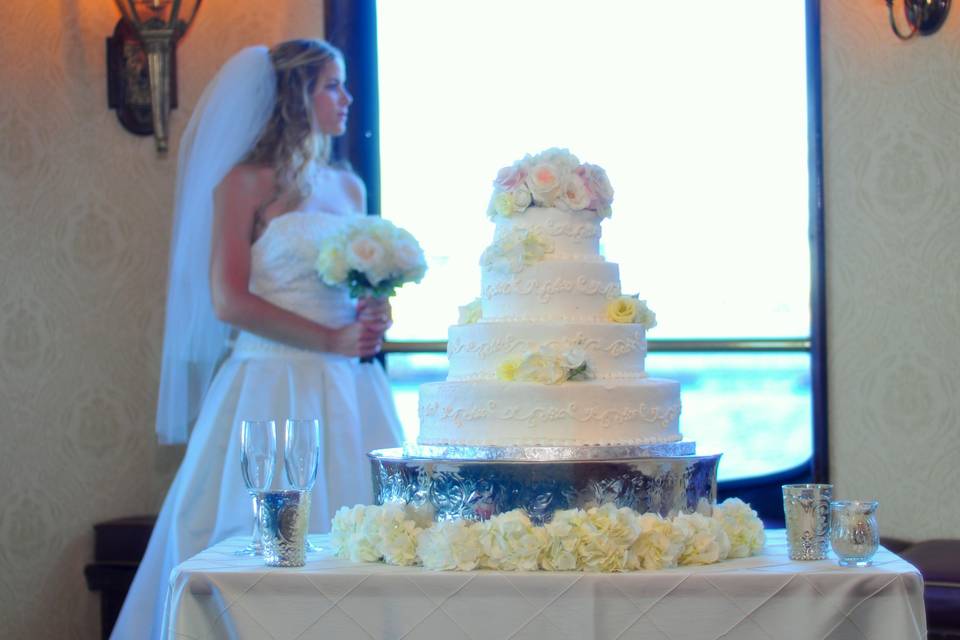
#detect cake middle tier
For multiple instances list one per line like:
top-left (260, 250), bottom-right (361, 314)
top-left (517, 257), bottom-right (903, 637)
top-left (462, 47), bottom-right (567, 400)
top-left (418, 378), bottom-right (681, 447)
top-left (481, 261), bottom-right (621, 322)
top-left (447, 322), bottom-right (648, 380)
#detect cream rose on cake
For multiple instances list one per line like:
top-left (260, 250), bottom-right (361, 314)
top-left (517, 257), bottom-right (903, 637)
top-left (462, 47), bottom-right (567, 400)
top-left (607, 295), bottom-right (657, 328)
top-left (457, 298), bottom-right (482, 324)
top-left (496, 344), bottom-right (592, 384)
top-left (480, 228), bottom-right (553, 274)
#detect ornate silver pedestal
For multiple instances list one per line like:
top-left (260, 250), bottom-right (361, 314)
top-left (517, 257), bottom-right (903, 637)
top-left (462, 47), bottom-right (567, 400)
top-left (369, 442), bottom-right (720, 525)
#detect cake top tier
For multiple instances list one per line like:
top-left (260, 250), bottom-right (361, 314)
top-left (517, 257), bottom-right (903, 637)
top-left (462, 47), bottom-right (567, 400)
top-left (487, 148), bottom-right (614, 220)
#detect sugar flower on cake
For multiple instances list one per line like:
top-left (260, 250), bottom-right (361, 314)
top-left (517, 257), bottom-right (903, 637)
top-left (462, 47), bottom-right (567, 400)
top-left (496, 345), bottom-right (592, 384)
top-left (606, 295), bottom-right (657, 328)
top-left (712, 498), bottom-right (766, 559)
top-left (487, 148), bottom-right (614, 218)
top-left (476, 510), bottom-right (548, 571)
top-left (417, 519), bottom-right (484, 571)
top-left (674, 512), bottom-right (732, 566)
top-left (457, 298), bottom-right (483, 324)
top-left (480, 229), bottom-right (554, 274)
top-left (315, 216), bottom-right (427, 299)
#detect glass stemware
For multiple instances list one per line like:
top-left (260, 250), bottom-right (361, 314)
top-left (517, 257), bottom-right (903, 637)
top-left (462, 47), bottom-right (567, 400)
top-left (237, 419), bottom-right (277, 556)
top-left (284, 418), bottom-right (322, 551)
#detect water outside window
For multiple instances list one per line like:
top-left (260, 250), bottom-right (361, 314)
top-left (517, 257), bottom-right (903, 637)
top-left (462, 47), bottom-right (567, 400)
top-left (376, 0), bottom-right (812, 480)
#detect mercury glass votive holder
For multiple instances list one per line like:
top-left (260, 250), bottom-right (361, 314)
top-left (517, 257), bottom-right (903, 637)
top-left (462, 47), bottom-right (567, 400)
top-left (830, 500), bottom-right (879, 567)
top-left (783, 483), bottom-right (833, 560)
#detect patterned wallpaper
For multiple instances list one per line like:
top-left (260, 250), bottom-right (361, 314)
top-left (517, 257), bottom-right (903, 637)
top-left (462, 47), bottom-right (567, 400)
top-left (0, 1), bottom-right (958, 638)
top-left (821, 2), bottom-right (960, 540)
top-left (0, 2), bottom-right (324, 638)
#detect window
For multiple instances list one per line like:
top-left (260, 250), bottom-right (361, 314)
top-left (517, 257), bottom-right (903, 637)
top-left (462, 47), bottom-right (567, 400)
top-left (328, 0), bottom-right (826, 496)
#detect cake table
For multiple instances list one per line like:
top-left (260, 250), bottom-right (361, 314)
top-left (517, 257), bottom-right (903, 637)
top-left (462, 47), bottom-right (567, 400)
top-left (161, 530), bottom-right (925, 640)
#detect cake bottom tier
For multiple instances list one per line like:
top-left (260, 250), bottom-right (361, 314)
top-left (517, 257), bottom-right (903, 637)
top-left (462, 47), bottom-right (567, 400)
top-left (369, 448), bottom-right (720, 523)
top-left (417, 378), bottom-right (682, 447)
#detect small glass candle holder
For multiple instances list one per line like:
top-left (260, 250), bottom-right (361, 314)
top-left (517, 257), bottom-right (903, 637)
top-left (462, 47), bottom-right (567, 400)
top-left (829, 500), bottom-right (879, 567)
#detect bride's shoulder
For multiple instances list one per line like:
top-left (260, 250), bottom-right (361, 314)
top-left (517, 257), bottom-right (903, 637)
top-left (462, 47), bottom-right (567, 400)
top-left (217, 163), bottom-right (276, 201)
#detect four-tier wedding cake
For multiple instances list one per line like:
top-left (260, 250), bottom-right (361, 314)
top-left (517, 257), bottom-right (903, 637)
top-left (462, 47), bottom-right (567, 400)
top-left (417, 148), bottom-right (684, 449)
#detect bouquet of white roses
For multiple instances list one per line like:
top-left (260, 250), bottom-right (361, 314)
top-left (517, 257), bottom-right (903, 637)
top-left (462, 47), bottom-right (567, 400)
top-left (315, 216), bottom-right (427, 298)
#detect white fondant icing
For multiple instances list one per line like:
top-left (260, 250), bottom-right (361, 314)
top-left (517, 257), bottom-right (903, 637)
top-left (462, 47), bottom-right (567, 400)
top-left (417, 379), bottom-right (682, 447)
top-left (447, 322), bottom-right (647, 380)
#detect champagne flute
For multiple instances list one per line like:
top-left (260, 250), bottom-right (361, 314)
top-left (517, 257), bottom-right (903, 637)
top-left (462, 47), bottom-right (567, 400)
top-left (284, 418), bottom-right (322, 551)
top-left (237, 419), bottom-right (277, 556)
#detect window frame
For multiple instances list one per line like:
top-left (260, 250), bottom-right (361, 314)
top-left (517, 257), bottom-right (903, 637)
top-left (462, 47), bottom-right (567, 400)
top-left (325, 0), bottom-right (828, 526)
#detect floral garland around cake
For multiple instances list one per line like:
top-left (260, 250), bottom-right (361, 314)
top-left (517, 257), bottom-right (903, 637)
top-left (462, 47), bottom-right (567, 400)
top-left (330, 498), bottom-right (765, 572)
top-left (487, 148), bottom-right (614, 219)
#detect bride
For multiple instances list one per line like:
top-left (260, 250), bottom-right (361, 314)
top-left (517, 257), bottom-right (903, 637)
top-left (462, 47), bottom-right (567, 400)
top-left (111, 40), bottom-right (404, 639)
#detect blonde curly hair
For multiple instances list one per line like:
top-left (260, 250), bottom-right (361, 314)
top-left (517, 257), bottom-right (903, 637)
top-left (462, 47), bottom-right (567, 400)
top-left (245, 39), bottom-right (344, 202)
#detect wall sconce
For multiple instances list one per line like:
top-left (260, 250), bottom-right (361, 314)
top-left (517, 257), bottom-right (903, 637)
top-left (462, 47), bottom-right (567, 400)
top-left (886, 0), bottom-right (951, 40)
top-left (107, 0), bottom-right (202, 153)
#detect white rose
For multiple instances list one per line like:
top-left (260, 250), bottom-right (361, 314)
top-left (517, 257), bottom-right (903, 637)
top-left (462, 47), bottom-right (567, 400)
top-left (512, 187), bottom-right (533, 211)
top-left (346, 236), bottom-right (386, 282)
top-left (560, 174), bottom-right (592, 211)
top-left (525, 162), bottom-right (563, 204)
top-left (458, 298), bottom-right (482, 324)
top-left (330, 504), bottom-right (366, 559)
top-left (392, 235), bottom-right (427, 282)
top-left (634, 299), bottom-right (657, 330)
top-left (536, 148), bottom-right (580, 173)
top-left (315, 244), bottom-right (348, 286)
top-left (516, 352), bottom-right (567, 385)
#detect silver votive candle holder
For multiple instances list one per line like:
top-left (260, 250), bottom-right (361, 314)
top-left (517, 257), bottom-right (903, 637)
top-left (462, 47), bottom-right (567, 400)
top-left (830, 500), bottom-right (880, 567)
top-left (259, 490), bottom-right (311, 567)
top-left (782, 483), bottom-right (832, 561)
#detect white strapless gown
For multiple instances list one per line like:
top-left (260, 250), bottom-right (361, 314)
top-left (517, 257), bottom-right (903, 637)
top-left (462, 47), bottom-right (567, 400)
top-left (111, 211), bottom-right (404, 640)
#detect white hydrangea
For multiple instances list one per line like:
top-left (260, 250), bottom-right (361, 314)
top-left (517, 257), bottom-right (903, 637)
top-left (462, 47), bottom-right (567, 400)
top-left (540, 509), bottom-right (585, 571)
top-left (330, 504), bottom-right (383, 562)
top-left (712, 498), bottom-right (765, 558)
top-left (674, 512), bottom-right (731, 566)
top-left (417, 519), bottom-right (483, 571)
top-left (476, 510), bottom-right (548, 571)
top-left (578, 503), bottom-right (641, 572)
top-left (627, 512), bottom-right (686, 570)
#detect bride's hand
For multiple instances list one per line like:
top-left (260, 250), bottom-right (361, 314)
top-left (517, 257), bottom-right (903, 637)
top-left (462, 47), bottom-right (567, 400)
top-left (356, 297), bottom-right (392, 334)
top-left (329, 322), bottom-right (383, 358)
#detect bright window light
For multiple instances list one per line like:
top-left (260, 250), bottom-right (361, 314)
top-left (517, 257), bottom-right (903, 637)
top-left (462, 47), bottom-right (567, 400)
top-left (376, 1), bottom-right (812, 480)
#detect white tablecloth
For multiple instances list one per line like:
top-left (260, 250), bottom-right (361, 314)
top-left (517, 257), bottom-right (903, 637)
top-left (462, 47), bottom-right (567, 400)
top-left (162, 530), bottom-right (925, 640)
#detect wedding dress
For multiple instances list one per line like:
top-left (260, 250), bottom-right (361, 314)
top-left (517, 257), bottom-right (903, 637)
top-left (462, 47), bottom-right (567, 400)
top-left (110, 209), bottom-right (404, 640)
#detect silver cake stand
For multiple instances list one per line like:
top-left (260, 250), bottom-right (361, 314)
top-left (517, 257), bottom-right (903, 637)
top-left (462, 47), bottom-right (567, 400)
top-left (368, 442), bottom-right (721, 524)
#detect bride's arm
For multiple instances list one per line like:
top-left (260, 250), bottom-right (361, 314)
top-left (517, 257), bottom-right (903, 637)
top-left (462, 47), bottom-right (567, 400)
top-left (209, 166), bottom-right (379, 357)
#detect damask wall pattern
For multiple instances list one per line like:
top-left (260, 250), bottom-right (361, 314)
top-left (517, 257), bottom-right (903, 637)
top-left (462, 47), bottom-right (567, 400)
top-left (1, 1), bottom-right (959, 638)
top-left (821, 2), bottom-right (960, 539)
top-left (0, 2), bottom-right (324, 638)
